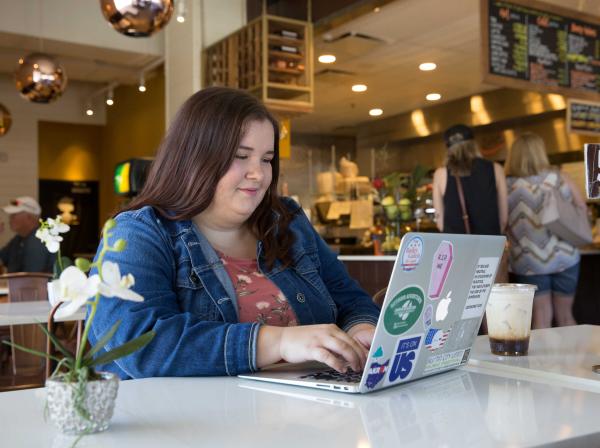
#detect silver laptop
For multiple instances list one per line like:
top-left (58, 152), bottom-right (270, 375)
top-left (239, 232), bottom-right (506, 394)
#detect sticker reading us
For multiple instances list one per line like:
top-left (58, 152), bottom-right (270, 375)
top-left (387, 335), bottom-right (422, 384)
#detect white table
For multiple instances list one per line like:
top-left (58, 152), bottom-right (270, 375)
top-left (2, 365), bottom-right (600, 446)
top-left (0, 301), bottom-right (85, 326)
top-left (468, 325), bottom-right (600, 391)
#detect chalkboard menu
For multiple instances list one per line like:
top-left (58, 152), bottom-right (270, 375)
top-left (482, 0), bottom-right (600, 100)
top-left (567, 99), bottom-right (600, 135)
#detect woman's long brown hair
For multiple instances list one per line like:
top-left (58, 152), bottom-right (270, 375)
top-left (121, 87), bottom-right (295, 268)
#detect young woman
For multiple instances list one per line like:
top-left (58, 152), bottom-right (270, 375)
top-left (432, 124), bottom-right (508, 235)
top-left (89, 87), bottom-right (379, 379)
top-left (505, 132), bottom-right (585, 328)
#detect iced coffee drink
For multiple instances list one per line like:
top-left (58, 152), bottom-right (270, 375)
top-left (486, 284), bottom-right (536, 356)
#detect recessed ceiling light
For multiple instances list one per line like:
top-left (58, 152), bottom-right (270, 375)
top-left (318, 54), bottom-right (336, 64)
top-left (352, 84), bottom-right (367, 92)
top-left (86, 108), bottom-right (94, 116)
top-left (419, 62), bottom-right (437, 71)
top-left (369, 108), bottom-right (383, 116)
top-left (374, 7), bottom-right (381, 12)
top-left (426, 93), bottom-right (441, 101)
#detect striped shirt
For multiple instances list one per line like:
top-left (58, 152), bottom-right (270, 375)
top-left (507, 170), bottom-right (579, 275)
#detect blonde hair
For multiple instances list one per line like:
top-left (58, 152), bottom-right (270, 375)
top-left (506, 132), bottom-right (550, 177)
top-left (446, 140), bottom-right (480, 176)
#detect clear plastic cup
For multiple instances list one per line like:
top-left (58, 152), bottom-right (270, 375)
top-left (486, 284), bottom-right (537, 356)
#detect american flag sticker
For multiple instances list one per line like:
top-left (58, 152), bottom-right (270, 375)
top-left (425, 328), bottom-right (451, 351)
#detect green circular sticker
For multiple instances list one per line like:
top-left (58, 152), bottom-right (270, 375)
top-left (384, 286), bottom-right (425, 335)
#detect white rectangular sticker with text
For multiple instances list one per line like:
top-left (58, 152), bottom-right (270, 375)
top-left (461, 257), bottom-right (499, 320)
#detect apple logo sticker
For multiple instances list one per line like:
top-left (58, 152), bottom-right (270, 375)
top-left (436, 290), bottom-right (452, 322)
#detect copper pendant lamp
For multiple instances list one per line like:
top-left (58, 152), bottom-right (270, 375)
top-left (99, 0), bottom-right (174, 37)
top-left (14, 53), bottom-right (68, 104)
top-left (0, 104), bottom-right (11, 136)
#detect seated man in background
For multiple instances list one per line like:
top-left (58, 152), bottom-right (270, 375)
top-left (0, 197), bottom-right (54, 273)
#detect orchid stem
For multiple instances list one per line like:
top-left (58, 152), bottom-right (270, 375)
top-left (57, 248), bottom-right (64, 273)
top-left (75, 230), bottom-right (110, 371)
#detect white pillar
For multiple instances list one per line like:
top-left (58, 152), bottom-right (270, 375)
top-left (164, 0), bottom-right (246, 126)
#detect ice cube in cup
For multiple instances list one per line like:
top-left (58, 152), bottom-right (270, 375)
top-left (486, 283), bottom-right (536, 356)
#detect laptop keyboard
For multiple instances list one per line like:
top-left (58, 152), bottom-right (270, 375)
top-left (298, 368), bottom-right (362, 383)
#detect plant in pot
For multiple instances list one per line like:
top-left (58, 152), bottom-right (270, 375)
top-left (4, 218), bottom-right (155, 438)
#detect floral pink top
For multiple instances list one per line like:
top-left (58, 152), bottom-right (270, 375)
top-left (219, 252), bottom-right (298, 327)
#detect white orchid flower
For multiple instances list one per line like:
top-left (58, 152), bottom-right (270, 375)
top-left (35, 227), bottom-right (63, 253)
top-left (47, 216), bottom-right (70, 235)
top-left (98, 261), bottom-right (144, 302)
top-left (51, 266), bottom-right (100, 318)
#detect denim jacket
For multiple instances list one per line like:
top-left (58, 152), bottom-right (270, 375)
top-left (89, 198), bottom-right (379, 379)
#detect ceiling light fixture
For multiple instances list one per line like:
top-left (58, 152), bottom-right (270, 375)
top-left (374, 7), bottom-right (381, 13)
top-left (138, 74), bottom-right (146, 92)
top-left (352, 84), bottom-right (367, 92)
top-left (426, 93), bottom-right (441, 101)
top-left (99, 0), bottom-right (174, 37)
top-left (176, 0), bottom-right (186, 23)
top-left (85, 101), bottom-right (94, 116)
top-left (106, 88), bottom-right (114, 106)
top-left (419, 62), bottom-right (437, 71)
top-left (318, 54), bottom-right (336, 64)
top-left (369, 108), bottom-right (383, 117)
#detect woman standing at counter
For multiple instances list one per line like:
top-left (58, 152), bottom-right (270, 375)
top-left (505, 133), bottom-right (585, 329)
top-left (432, 124), bottom-right (508, 236)
top-left (88, 87), bottom-right (379, 379)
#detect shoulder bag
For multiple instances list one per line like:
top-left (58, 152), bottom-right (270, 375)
top-left (539, 172), bottom-right (592, 247)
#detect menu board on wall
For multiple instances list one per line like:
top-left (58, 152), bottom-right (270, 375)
top-left (481, 0), bottom-right (600, 100)
top-left (567, 99), bottom-right (600, 135)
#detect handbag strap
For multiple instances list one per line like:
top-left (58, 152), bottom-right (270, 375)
top-left (454, 175), bottom-right (472, 234)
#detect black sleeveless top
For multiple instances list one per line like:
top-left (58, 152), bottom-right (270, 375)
top-left (443, 158), bottom-right (501, 235)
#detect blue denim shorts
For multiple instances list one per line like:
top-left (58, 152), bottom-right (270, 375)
top-left (511, 263), bottom-right (580, 296)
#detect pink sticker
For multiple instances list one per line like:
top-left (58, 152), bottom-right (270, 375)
top-left (428, 241), bottom-right (453, 299)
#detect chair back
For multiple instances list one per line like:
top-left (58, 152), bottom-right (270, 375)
top-left (372, 287), bottom-right (387, 308)
top-left (1, 272), bottom-right (52, 376)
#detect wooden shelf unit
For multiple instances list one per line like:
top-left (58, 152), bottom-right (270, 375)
top-left (204, 14), bottom-right (313, 115)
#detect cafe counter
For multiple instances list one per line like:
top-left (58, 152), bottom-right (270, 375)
top-left (339, 244), bottom-right (600, 325)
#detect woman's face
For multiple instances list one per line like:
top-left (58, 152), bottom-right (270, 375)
top-left (207, 119), bottom-right (275, 226)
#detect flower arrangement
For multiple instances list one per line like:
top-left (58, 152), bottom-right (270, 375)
top-left (35, 215), bottom-right (72, 278)
top-left (4, 217), bottom-right (155, 435)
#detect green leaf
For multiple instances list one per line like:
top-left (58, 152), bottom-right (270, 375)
top-left (37, 323), bottom-right (75, 361)
top-left (75, 257), bottom-right (92, 272)
top-left (2, 340), bottom-right (62, 363)
top-left (50, 357), bottom-right (74, 377)
top-left (86, 330), bottom-right (155, 368)
top-left (83, 320), bottom-right (121, 362)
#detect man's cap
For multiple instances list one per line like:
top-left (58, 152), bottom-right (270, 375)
top-left (443, 124), bottom-right (474, 148)
top-left (2, 196), bottom-right (41, 215)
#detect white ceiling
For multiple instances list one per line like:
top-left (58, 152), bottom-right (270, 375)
top-left (0, 0), bottom-right (598, 133)
top-left (293, 0), bottom-right (600, 134)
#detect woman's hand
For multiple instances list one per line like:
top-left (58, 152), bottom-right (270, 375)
top-left (347, 323), bottom-right (376, 353)
top-left (257, 324), bottom-right (368, 373)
